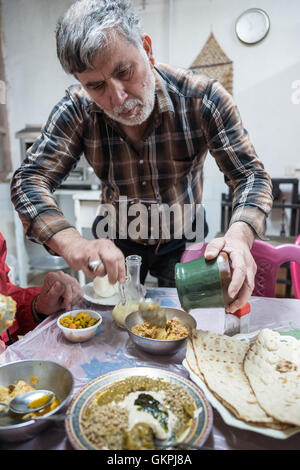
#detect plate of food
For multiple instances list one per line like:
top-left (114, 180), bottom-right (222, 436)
top-left (65, 367), bottom-right (213, 450)
top-left (83, 275), bottom-right (146, 306)
top-left (183, 328), bottom-right (300, 439)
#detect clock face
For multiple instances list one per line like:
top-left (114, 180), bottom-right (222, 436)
top-left (236, 8), bottom-right (270, 44)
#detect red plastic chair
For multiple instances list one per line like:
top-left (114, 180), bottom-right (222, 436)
top-left (291, 235), bottom-right (300, 299)
top-left (181, 239), bottom-right (300, 298)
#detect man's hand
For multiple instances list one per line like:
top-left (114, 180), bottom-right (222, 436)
top-left (46, 228), bottom-right (126, 284)
top-left (204, 222), bottom-right (257, 313)
top-left (34, 271), bottom-right (83, 315)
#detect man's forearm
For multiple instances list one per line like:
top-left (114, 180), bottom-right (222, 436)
top-left (45, 228), bottom-right (125, 284)
top-left (46, 227), bottom-right (83, 257)
top-left (225, 221), bottom-right (255, 249)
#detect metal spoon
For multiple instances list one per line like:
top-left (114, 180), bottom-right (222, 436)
top-left (0, 390), bottom-right (55, 416)
top-left (138, 299), bottom-right (168, 327)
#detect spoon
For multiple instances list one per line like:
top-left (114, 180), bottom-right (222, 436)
top-left (138, 299), bottom-right (168, 327)
top-left (0, 390), bottom-right (55, 416)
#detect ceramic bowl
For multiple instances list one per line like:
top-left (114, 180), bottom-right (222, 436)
top-left (57, 310), bottom-right (102, 343)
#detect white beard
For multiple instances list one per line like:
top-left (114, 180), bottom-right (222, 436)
top-left (101, 59), bottom-right (155, 127)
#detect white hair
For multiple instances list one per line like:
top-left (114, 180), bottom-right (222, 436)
top-left (56, 0), bottom-right (143, 75)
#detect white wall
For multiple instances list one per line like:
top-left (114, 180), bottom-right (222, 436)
top-left (1, 0), bottom-right (74, 256)
top-left (2, 0), bottom-right (75, 170)
top-left (1, 0), bottom-right (300, 256)
top-left (0, 183), bottom-right (16, 255)
top-left (134, 0), bottom-right (300, 238)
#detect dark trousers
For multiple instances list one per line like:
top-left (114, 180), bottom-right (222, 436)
top-left (92, 210), bottom-right (208, 287)
top-left (114, 238), bottom-right (186, 287)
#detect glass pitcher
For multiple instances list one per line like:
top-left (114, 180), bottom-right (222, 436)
top-left (113, 255), bottom-right (145, 327)
top-left (123, 255), bottom-right (144, 302)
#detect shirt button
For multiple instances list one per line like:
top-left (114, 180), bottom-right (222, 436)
top-left (142, 181), bottom-right (147, 186)
top-left (139, 159), bottom-right (144, 164)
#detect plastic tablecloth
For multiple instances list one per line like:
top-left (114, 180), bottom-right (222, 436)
top-left (0, 288), bottom-right (300, 450)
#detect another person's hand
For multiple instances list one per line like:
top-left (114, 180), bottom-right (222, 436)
top-left (34, 271), bottom-right (83, 315)
top-left (204, 222), bottom-right (257, 313)
top-left (46, 228), bottom-right (126, 284)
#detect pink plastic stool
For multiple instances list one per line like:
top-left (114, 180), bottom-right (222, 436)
top-left (291, 235), bottom-right (300, 299)
top-left (181, 240), bottom-right (300, 298)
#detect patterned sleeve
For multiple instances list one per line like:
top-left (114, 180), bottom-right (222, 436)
top-left (10, 90), bottom-right (84, 245)
top-left (201, 80), bottom-right (273, 238)
top-left (3, 283), bottom-right (42, 340)
top-left (0, 233), bottom-right (42, 343)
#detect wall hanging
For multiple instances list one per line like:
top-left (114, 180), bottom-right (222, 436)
top-left (190, 32), bottom-right (233, 95)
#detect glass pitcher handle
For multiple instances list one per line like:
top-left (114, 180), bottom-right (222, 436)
top-left (118, 275), bottom-right (130, 305)
top-left (136, 283), bottom-right (145, 301)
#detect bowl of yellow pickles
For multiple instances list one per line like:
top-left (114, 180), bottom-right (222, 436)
top-left (57, 310), bottom-right (102, 343)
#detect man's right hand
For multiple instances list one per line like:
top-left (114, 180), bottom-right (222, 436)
top-left (46, 228), bottom-right (126, 284)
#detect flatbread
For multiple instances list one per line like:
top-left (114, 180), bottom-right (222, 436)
top-left (244, 328), bottom-right (300, 426)
top-left (190, 330), bottom-right (283, 428)
top-left (186, 339), bottom-right (204, 379)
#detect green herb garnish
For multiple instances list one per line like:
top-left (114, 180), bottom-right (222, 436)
top-left (134, 393), bottom-right (169, 432)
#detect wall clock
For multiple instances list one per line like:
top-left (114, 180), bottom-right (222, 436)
top-left (235, 8), bottom-right (270, 45)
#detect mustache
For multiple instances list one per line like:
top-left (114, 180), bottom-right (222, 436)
top-left (113, 98), bottom-right (142, 114)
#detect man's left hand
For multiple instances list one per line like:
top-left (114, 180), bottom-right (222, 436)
top-left (34, 271), bottom-right (83, 316)
top-left (204, 222), bottom-right (257, 313)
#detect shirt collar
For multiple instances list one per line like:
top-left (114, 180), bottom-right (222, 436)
top-left (153, 65), bottom-right (175, 114)
top-left (87, 65), bottom-right (175, 116)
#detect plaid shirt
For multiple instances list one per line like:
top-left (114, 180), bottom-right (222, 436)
top-left (11, 63), bottom-right (272, 245)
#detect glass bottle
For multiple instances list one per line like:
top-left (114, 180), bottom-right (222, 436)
top-left (112, 255), bottom-right (144, 327)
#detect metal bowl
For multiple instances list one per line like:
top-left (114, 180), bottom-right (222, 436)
top-left (0, 360), bottom-right (74, 442)
top-left (124, 307), bottom-right (196, 356)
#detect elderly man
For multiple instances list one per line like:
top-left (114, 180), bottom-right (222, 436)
top-left (10, 0), bottom-right (273, 313)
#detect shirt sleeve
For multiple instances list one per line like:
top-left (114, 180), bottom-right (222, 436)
top-left (5, 283), bottom-right (42, 340)
top-left (201, 80), bottom-right (273, 238)
top-left (10, 89), bottom-right (84, 245)
top-left (0, 234), bottom-right (42, 342)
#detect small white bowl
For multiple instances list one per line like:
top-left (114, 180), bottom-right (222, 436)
top-left (57, 309), bottom-right (102, 343)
